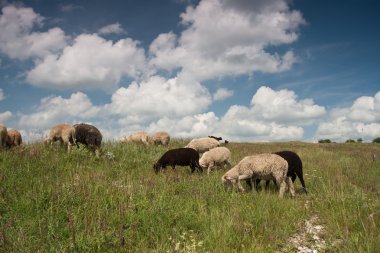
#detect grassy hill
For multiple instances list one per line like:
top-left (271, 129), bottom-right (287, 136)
top-left (1, 140), bottom-right (379, 252)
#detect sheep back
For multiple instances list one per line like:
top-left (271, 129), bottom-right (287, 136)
top-left (153, 148), bottom-right (202, 173)
top-left (185, 137), bottom-right (220, 153)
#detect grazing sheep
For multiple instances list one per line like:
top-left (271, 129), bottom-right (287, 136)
top-left (73, 123), bottom-right (102, 157)
top-left (185, 137), bottom-right (220, 153)
top-left (121, 131), bottom-right (149, 146)
top-left (61, 126), bottom-right (76, 152)
top-left (254, 151), bottom-right (307, 193)
top-left (6, 129), bottom-right (22, 148)
top-left (148, 131), bottom-right (170, 146)
top-left (47, 123), bottom-right (71, 145)
top-left (153, 148), bottom-right (202, 174)
top-left (0, 124), bottom-right (7, 149)
top-left (222, 153), bottom-right (295, 198)
top-left (199, 147), bottom-right (231, 174)
top-left (208, 135), bottom-right (222, 141)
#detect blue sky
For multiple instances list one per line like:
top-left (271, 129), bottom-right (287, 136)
top-left (0, 0), bottom-right (379, 142)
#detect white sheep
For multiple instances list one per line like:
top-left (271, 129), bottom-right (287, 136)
top-left (148, 131), bottom-right (170, 146)
top-left (185, 137), bottom-right (220, 153)
top-left (47, 123), bottom-right (76, 152)
top-left (47, 123), bottom-right (71, 144)
top-left (222, 153), bottom-right (295, 198)
top-left (199, 147), bottom-right (231, 174)
top-left (121, 131), bottom-right (149, 146)
top-left (61, 126), bottom-right (76, 152)
top-left (0, 124), bottom-right (7, 149)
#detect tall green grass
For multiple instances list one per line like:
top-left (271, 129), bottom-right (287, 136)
top-left (0, 141), bottom-right (379, 252)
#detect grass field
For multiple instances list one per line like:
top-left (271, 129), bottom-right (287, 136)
top-left (0, 140), bottom-right (379, 252)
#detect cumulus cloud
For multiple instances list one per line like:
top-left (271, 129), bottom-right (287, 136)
top-left (213, 88), bottom-right (233, 101)
top-left (147, 112), bottom-right (220, 138)
top-left (0, 5), bottom-right (67, 60)
top-left (26, 34), bottom-right (147, 90)
top-left (149, 0), bottom-right (305, 83)
top-left (13, 84), bottom-right (328, 142)
top-left (316, 91), bottom-right (380, 141)
top-left (0, 110), bottom-right (12, 122)
top-left (59, 4), bottom-right (83, 12)
top-left (104, 75), bottom-right (212, 122)
top-left (18, 92), bottom-right (101, 128)
top-left (144, 85), bottom-right (323, 141)
top-left (250, 86), bottom-right (326, 124)
top-left (98, 22), bottom-right (124, 35)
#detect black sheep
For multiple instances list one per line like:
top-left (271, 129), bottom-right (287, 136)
top-left (73, 123), bottom-right (102, 157)
top-left (248, 150), bottom-right (307, 193)
top-left (208, 135), bottom-right (222, 141)
top-left (153, 148), bottom-right (203, 173)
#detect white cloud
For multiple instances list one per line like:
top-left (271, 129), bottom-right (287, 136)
top-left (59, 4), bottom-right (83, 12)
top-left (0, 110), bottom-right (12, 122)
top-left (26, 34), bottom-right (147, 91)
top-left (98, 23), bottom-right (124, 35)
top-left (149, 0), bottom-right (305, 82)
top-left (0, 5), bottom-right (67, 60)
top-left (104, 75), bottom-right (212, 122)
top-left (0, 88), bottom-right (4, 101)
top-left (316, 91), bottom-right (380, 141)
top-left (147, 112), bottom-right (220, 138)
top-left (250, 86), bottom-right (326, 124)
top-left (144, 85), bottom-right (322, 141)
top-left (213, 88), bottom-right (233, 101)
top-left (18, 92), bottom-right (101, 128)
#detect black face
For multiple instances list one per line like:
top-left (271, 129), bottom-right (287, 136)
top-left (153, 163), bottom-right (161, 174)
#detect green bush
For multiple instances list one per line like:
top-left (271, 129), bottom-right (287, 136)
top-left (318, 139), bottom-right (331, 143)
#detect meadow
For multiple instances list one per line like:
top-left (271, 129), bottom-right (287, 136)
top-left (0, 140), bottom-right (379, 252)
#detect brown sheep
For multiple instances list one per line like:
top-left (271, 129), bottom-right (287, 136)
top-left (148, 131), bottom-right (170, 146)
top-left (46, 123), bottom-right (72, 144)
top-left (61, 126), bottom-right (76, 152)
top-left (6, 129), bottom-right (22, 148)
top-left (0, 124), bottom-right (7, 149)
top-left (121, 131), bottom-right (149, 146)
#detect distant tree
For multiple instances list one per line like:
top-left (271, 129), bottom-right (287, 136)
top-left (318, 139), bottom-right (331, 143)
top-left (345, 139), bottom-right (356, 143)
top-left (373, 137), bottom-right (380, 143)
top-left (357, 138), bottom-right (363, 143)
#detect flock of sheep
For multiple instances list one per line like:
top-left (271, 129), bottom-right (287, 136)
top-left (0, 122), bottom-right (307, 197)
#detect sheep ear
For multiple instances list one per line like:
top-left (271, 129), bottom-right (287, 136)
top-left (223, 175), bottom-right (231, 181)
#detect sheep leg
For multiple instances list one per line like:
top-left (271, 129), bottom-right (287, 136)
top-left (190, 164), bottom-right (196, 173)
top-left (237, 175), bottom-right (251, 192)
top-left (296, 172), bottom-right (307, 193)
top-left (265, 180), bottom-right (270, 190)
top-left (278, 180), bottom-right (286, 198)
top-left (286, 176), bottom-right (296, 197)
top-left (246, 179), bottom-right (253, 190)
top-left (207, 165), bottom-right (212, 175)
